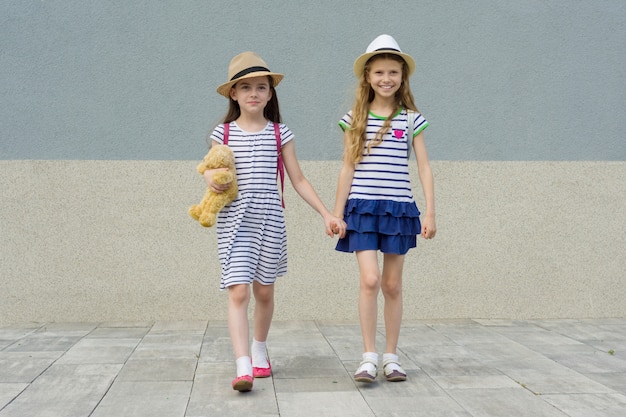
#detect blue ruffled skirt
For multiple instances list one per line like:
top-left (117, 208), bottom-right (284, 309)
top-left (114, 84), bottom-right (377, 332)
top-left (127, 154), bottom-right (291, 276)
top-left (335, 199), bottom-right (421, 255)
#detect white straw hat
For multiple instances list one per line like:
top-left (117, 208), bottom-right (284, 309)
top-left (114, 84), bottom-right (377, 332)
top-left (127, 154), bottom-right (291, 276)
top-left (353, 34), bottom-right (415, 77)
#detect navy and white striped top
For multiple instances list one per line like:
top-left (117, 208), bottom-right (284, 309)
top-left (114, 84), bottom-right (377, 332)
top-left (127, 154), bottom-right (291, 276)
top-left (339, 109), bottom-right (428, 203)
top-left (211, 122), bottom-right (294, 195)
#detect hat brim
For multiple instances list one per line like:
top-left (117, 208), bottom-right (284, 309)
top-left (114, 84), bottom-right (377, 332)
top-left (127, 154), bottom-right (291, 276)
top-left (216, 71), bottom-right (284, 98)
top-left (353, 50), bottom-right (415, 77)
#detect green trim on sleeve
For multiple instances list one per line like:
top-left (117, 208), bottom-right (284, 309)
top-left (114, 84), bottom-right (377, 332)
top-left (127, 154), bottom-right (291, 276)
top-left (338, 121), bottom-right (349, 132)
top-left (413, 121), bottom-right (429, 137)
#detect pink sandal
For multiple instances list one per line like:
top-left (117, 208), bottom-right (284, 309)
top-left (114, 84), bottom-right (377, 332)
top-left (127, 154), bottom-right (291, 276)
top-left (231, 375), bottom-right (253, 392)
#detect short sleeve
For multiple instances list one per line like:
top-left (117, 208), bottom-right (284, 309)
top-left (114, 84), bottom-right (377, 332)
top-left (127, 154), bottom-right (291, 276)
top-left (411, 112), bottom-right (429, 137)
top-left (338, 111), bottom-right (353, 132)
top-left (209, 124), bottom-right (226, 145)
top-left (278, 123), bottom-right (294, 148)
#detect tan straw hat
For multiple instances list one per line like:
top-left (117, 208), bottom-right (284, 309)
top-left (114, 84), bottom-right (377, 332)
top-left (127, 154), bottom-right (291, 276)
top-left (353, 34), bottom-right (415, 77)
top-left (216, 51), bottom-right (284, 98)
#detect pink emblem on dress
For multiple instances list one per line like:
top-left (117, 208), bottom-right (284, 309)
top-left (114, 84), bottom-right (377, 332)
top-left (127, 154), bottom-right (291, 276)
top-left (393, 129), bottom-right (404, 139)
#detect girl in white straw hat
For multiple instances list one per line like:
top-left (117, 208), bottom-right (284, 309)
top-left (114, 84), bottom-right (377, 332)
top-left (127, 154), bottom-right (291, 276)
top-left (204, 51), bottom-right (345, 392)
top-left (333, 34), bottom-right (436, 383)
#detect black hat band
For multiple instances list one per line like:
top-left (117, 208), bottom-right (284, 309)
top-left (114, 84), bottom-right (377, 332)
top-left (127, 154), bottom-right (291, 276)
top-left (231, 66), bottom-right (270, 81)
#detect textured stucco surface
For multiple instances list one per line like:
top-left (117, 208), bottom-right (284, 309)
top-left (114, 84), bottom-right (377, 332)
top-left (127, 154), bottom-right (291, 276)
top-left (1, 160), bottom-right (624, 324)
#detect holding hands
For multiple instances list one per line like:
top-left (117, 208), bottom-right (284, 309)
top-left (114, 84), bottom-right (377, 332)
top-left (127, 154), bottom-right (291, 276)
top-left (326, 215), bottom-right (347, 238)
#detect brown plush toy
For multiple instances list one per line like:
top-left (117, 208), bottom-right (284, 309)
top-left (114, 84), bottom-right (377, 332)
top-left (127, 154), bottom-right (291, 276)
top-left (188, 145), bottom-right (238, 227)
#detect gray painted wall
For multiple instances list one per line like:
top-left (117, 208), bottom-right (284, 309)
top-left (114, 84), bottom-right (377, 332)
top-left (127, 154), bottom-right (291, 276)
top-left (2, 0), bottom-right (625, 161)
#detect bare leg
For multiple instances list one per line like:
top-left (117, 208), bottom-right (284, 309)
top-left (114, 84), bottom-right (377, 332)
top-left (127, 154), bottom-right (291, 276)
top-left (227, 284), bottom-right (251, 359)
top-left (381, 253), bottom-right (405, 355)
top-left (252, 281), bottom-right (275, 343)
top-left (355, 250), bottom-right (381, 353)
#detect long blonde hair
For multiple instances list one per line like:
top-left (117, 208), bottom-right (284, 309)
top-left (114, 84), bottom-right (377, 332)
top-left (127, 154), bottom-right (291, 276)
top-left (346, 54), bottom-right (419, 164)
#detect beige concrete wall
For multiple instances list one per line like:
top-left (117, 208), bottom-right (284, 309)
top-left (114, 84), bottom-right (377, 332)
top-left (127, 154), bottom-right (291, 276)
top-left (1, 160), bottom-right (624, 324)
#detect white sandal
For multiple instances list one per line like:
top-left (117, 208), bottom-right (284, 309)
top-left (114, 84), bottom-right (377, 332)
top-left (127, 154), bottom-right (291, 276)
top-left (354, 358), bottom-right (378, 383)
top-left (383, 357), bottom-right (407, 382)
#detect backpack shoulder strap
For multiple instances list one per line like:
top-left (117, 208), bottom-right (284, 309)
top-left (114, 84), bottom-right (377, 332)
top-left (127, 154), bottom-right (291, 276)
top-left (406, 110), bottom-right (414, 159)
top-left (223, 122), bottom-right (284, 208)
top-left (223, 122), bottom-right (229, 145)
top-left (274, 122), bottom-right (285, 208)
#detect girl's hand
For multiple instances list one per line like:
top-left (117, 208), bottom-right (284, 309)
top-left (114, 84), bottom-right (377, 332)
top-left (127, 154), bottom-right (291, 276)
top-left (203, 168), bottom-right (231, 193)
top-left (421, 214), bottom-right (436, 239)
top-left (325, 215), bottom-right (347, 238)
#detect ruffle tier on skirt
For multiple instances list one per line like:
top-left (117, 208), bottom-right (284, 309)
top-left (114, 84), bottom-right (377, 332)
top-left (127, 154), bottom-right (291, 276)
top-left (335, 199), bottom-right (421, 255)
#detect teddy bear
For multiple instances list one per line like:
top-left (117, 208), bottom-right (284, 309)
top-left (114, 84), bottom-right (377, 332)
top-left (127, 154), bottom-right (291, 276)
top-left (188, 144), bottom-right (238, 227)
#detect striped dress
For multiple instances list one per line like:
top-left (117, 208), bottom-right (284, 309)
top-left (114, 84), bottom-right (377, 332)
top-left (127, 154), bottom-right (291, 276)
top-left (210, 121), bottom-right (293, 290)
top-left (336, 108), bottom-right (429, 255)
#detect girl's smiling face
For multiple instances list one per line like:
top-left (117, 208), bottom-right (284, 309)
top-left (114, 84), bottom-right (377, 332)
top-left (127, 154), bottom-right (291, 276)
top-left (366, 57), bottom-right (403, 100)
top-left (229, 76), bottom-right (272, 114)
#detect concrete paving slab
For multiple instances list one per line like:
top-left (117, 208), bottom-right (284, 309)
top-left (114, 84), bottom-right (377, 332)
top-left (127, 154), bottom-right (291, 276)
top-left (0, 364), bottom-right (119, 417)
top-left (86, 326), bottom-right (151, 339)
top-left (447, 387), bottom-right (570, 417)
top-left (0, 384), bottom-right (27, 409)
top-left (90, 381), bottom-right (191, 417)
top-left (0, 355), bottom-right (58, 383)
top-left (430, 374), bottom-right (520, 390)
top-left (266, 329), bottom-right (339, 357)
top-left (3, 334), bottom-right (82, 352)
top-left (150, 320), bottom-right (208, 333)
top-left (584, 372), bottom-right (626, 393)
top-left (129, 333), bottom-right (203, 360)
top-left (367, 396), bottom-right (473, 417)
top-left (55, 337), bottom-right (140, 364)
top-left (357, 370), bottom-right (448, 396)
top-left (543, 351), bottom-right (626, 374)
top-left (1, 319), bottom-right (625, 417)
top-left (503, 367), bottom-right (617, 395)
top-left (276, 391), bottom-right (375, 417)
top-left (35, 322), bottom-right (98, 336)
top-left (117, 358), bottom-right (197, 381)
top-left (273, 375), bottom-right (356, 393)
top-left (0, 324), bottom-right (42, 349)
top-left (542, 393), bottom-right (626, 417)
top-left (366, 394), bottom-right (470, 417)
top-left (271, 355), bottom-right (348, 379)
top-left (187, 373), bottom-right (278, 417)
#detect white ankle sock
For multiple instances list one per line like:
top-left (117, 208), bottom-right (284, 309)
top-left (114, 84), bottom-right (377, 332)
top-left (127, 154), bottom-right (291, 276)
top-left (383, 353), bottom-right (402, 371)
top-left (362, 351), bottom-right (379, 365)
top-left (356, 352), bottom-right (379, 375)
top-left (236, 356), bottom-right (252, 377)
top-left (383, 353), bottom-right (399, 363)
top-left (251, 339), bottom-right (269, 368)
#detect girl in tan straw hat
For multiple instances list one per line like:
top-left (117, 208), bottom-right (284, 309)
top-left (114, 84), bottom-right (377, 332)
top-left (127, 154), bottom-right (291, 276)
top-left (204, 51), bottom-right (346, 392)
top-left (333, 34), bottom-right (436, 383)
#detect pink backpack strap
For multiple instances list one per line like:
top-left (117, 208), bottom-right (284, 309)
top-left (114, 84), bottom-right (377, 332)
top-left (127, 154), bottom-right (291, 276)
top-left (223, 122), bottom-right (229, 145)
top-left (274, 122), bottom-right (285, 208)
top-left (223, 122), bottom-right (284, 208)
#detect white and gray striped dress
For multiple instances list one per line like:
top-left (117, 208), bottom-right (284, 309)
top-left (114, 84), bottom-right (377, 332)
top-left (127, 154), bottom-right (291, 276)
top-left (210, 121), bottom-right (293, 290)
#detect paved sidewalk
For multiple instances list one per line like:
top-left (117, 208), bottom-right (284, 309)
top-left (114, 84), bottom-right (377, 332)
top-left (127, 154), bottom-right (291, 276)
top-left (1, 319), bottom-right (625, 417)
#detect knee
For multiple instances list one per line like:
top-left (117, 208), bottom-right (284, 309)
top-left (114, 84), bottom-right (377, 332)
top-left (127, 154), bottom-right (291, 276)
top-left (228, 285), bottom-right (250, 306)
top-left (360, 272), bottom-right (381, 294)
top-left (381, 278), bottom-right (402, 299)
top-left (253, 283), bottom-right (274, 304)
